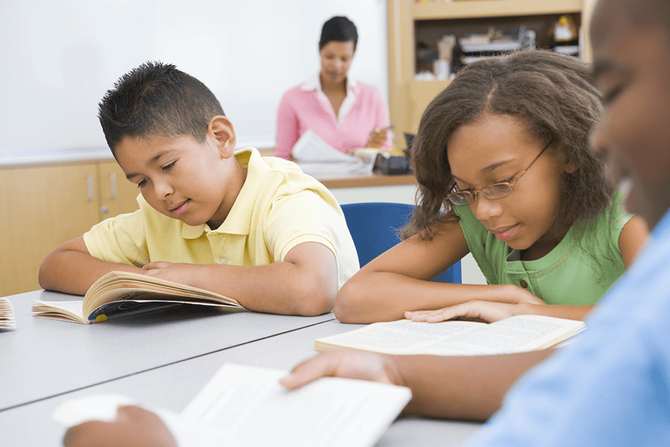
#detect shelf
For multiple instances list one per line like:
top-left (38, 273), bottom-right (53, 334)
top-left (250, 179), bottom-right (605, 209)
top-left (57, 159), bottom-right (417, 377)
top-left (413, 0), bottom-right (582, 20)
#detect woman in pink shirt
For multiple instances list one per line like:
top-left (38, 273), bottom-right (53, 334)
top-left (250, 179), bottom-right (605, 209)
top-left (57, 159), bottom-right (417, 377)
top-left (274, 16), bottom-right (392, 160)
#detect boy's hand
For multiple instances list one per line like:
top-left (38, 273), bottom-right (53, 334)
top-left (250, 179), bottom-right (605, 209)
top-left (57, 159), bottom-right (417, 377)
top-left (280, 350), bottom-right (402, 391)
top-left (142, 261), bottom-right (200, 286)
top-left (63, 405), bottom-right (177, 447)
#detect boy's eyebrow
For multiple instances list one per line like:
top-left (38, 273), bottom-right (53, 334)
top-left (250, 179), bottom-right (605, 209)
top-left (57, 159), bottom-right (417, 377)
top-left (124, 151), bottom-right (171, 180)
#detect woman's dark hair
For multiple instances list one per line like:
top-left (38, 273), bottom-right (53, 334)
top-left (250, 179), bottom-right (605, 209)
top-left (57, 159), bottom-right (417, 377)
top-left (404, 49), bottom-right (611, 239)
top-left (319, 16), bottom-right (358, 51)
top-left (98, 61), bottom-right (225, 155)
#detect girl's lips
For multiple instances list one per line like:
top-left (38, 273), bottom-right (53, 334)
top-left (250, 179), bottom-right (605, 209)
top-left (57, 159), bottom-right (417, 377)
top-left (492, 224), bottom-right (518, 241)
top-left (170, 199), bottom-right (190, 216)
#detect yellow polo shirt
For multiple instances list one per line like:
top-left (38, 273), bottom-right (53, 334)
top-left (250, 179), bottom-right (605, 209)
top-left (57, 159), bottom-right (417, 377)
top-left (84, 147), bottom-right (359, 289)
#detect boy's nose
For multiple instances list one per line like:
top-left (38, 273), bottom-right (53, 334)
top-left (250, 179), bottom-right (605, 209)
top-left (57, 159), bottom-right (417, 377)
top-left (153, 180), bottom-right (173, 200)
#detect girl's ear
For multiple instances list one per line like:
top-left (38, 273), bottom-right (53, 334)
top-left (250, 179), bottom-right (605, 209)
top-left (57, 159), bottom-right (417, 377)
top-left (208, 116), bottom-right (237, 158)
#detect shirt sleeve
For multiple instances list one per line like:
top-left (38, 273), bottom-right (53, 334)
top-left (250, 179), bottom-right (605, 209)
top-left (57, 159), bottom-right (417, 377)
top-left (83, 210), bottom-right (150, 267)
top-left (263, 189), bottom-right (346, 264)
top-left (275, 90), bottom-right (299, 160)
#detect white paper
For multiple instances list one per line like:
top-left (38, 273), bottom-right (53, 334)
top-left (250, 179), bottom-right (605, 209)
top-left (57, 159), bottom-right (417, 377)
top-left (182, 363), bottom-right (411, 447)
top-left (292, 130), bottom-right (375, 177)
top-left (0, 297), bottom-right (16, 330)
top-left (53, 364), bottom-right (411, 447)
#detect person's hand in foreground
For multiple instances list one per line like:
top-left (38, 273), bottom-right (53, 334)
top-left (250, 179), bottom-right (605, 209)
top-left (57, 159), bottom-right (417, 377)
top-left (280, 350), bottom-right (401, 390)
top-left (63, 405), bottom-right (177, 447)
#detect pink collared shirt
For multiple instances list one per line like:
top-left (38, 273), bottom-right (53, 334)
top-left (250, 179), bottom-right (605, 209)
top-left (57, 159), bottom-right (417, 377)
top-left (274, 73), bottom-right (391, 159)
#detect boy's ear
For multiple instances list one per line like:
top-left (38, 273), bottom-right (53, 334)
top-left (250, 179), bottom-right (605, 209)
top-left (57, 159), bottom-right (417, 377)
top-left (208, 116), bottom-right (236, 157)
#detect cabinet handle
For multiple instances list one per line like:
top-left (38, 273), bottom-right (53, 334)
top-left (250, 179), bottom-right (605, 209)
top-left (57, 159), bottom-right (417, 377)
top-left (87, 175), bottom-right (94, 202)
top-left (110, 172), bottom-right (117, 199)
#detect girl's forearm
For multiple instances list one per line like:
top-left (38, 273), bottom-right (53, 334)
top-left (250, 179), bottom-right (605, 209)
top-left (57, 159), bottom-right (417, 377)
top-left (334, 272), bottom-right (529, 324)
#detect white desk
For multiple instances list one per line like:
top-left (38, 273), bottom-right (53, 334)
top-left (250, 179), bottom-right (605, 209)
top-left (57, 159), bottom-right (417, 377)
top-left (0, 291), bottom-right (482, 446)
top-left (0, 291), bottom-right (333, 411)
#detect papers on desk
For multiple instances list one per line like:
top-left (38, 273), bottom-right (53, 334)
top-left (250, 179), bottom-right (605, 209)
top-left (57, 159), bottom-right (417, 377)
top-left (53, 363), bottom-right (411, 447)
top-left (0, 297), bottom-right (16, 330)
top-left (292, 130), bottom-right (376, 178)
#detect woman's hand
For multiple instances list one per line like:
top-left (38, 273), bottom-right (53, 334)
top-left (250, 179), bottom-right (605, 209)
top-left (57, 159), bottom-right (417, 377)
top-left (365, 127), bottom-right (389, 148)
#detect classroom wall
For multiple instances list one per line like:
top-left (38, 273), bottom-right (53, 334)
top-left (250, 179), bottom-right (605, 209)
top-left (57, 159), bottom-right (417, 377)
top-left (0, 0), bottom-right (389, 154)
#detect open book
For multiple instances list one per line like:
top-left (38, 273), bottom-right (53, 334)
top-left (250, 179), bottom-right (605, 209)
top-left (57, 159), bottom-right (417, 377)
top-left (32, 271), bottom-right (244, 324)
top-left (53, 364), bottom-right (412, 447)
top-left (0, 297), bottom-right (16, 330)
top-left (315, 315), bottom-right (585, 356)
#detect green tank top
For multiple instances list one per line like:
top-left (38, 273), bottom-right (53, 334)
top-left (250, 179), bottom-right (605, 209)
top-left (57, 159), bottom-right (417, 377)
top-left (453, 192), bottom-right (632, 305)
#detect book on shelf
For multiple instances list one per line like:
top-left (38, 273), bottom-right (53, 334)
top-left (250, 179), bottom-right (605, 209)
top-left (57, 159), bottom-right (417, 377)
top-left (53, 363), bottom-right (412, 447)
top-left (0, 297), bottom-right (16, 330)
top-left (32, 271), bottom-right (245, 324)
top-left (315, 315), bottom-right (586, 356)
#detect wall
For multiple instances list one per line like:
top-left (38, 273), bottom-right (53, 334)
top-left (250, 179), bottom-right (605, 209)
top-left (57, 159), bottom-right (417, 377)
top-left (0, 0), bottom-right (388, 154)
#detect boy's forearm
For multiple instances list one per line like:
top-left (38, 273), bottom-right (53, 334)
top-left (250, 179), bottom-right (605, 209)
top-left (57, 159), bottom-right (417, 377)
top-left (391, 349), bottom-right (555, 420)
top-left (39, 249), bottom-right (142, 296)
top-left (188, 262), bottom-right (337, 316)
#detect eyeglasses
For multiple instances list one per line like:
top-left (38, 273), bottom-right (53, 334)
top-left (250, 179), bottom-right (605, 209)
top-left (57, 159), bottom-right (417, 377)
top-left (446, 140), bottom-right (553, 207)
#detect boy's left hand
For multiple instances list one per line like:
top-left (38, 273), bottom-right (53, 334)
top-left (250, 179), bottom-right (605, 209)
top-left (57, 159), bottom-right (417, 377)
top-left (405, 301), bottom-right (543, 323)
top-left (142, 261), bottom-right (200, 286)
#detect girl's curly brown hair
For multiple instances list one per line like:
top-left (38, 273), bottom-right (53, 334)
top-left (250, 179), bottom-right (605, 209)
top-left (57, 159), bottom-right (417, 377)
top-left (403, 49), bottom-right (612, 240)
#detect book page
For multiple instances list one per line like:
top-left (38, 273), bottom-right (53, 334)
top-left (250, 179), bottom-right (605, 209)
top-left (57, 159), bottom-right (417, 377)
top-left (32, 300), bottom-right (86, 324)
top-left (0, 297), bottom-right (16, 330)
top-left (315, 316), bottom-right (585, 356)
top-left (426, 315), bottom-right (585, 355)
top-left (315, 319), bottom-right (484, 354)
top-left (182, 363), bottom-right (411, 447)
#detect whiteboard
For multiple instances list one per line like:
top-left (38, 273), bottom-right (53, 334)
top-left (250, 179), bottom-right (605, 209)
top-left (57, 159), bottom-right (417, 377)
top-left (0, 0), bottom-right (388, 154)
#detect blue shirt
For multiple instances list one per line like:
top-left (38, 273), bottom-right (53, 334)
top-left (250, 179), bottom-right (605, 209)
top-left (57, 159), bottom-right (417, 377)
top-left (464, 210), bottom-right (670, 446)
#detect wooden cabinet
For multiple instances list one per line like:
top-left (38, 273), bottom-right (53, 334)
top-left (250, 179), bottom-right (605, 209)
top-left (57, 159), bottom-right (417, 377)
top-left (0, 161), bottom-right (139, 296)
top-left (387, 0), bottom-right (596, 147)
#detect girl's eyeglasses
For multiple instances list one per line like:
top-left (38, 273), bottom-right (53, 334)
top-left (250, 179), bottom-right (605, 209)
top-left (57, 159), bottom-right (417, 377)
top-left (446, 140), bottom-right (553, 207)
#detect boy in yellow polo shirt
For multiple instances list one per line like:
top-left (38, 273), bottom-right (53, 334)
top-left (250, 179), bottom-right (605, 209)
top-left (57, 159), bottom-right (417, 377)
top-left (38, 61), bottom-right (358, 316)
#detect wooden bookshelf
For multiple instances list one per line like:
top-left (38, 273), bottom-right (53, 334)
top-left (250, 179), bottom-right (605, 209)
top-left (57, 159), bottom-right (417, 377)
top-left (387, 0), bottom-right (595, 149)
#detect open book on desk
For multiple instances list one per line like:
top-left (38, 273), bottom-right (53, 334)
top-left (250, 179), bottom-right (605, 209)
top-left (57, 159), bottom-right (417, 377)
top-left (0, 297), bottom-right (16, 330)
top-left (292, 130), bottom-right (376, 178)
top-left (32, 271), bottom-right (244, 324)
top-left (315, 315), bottom-right (586, 356)
top-left (53, 364), bottom-right (412, 447)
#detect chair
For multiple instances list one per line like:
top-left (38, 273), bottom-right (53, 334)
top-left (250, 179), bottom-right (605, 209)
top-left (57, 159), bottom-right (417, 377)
top-left (341, 202), bottom-right (461, 283)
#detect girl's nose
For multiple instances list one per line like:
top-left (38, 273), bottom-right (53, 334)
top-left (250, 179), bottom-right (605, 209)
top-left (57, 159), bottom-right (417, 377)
top-left (471, 194), bottom-right (504, 221)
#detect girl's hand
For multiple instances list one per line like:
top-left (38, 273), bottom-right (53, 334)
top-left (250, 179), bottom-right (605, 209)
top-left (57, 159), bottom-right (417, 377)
top-left (405, 300), bottom-right (545, 324)
top-left (280, 350), bottom-right (402, 391)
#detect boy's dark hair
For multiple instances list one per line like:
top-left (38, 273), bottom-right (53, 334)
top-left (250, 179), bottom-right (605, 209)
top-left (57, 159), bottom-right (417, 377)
top-left (319, 16), bottom-right (358, 51)
top-left (98, 61), bottom-right (225, 154)
top-left (404, 50), bottom-right (611, 239)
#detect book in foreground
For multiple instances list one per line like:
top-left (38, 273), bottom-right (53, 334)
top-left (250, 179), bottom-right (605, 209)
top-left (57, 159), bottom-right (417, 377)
top-left (315, 315), bottom-right (586, 356)
top-left (53, 363), bottom-right (412, 447)
top-left (32, 271), bottom-right (244, 324)
top-left (0, 297), bottom-right (16, 330)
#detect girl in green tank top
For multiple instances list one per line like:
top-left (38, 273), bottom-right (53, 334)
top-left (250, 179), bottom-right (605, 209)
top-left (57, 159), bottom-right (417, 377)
top-left (334, 50), bottom-right (649, 324)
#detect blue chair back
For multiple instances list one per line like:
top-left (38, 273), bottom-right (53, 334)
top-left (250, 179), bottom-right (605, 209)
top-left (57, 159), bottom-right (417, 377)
top-left (341, 202), bottom-right (461, 283)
